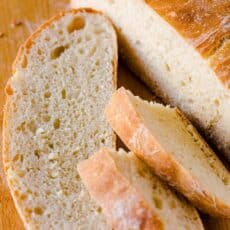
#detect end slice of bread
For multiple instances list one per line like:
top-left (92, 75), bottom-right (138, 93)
top-left (78, 148), bottom-right (204, 230)
top-left (106, 87), bottom-right (230, 218)
top-left (3, 9), bottom-right (117, 229)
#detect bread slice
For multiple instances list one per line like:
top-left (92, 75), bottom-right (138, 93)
top-left (106, 87), bottom-right (230, 218)
top-left (3, 9), bottom-right (117, 229)
top-left (72, 0), bottom-right (230, 160)
top-left (78, 148), bottom-right (204, 230)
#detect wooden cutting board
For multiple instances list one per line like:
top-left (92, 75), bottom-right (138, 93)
top-left (0, 0), bottom-right (229, 229)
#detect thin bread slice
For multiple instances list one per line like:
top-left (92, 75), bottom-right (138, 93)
top-left (106, 87), bottom-right (230, 218)
top-left (72, 0), bottom-right (230, 160)
top-left (3, 9), bottom-right (117, 229)
top-left (78, 148), bottom-right (204, 230)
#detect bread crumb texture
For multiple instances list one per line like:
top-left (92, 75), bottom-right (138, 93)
top-left (3, 10), bottom-right (117, 229)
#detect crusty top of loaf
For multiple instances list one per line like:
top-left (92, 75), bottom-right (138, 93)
top-left (145, 0), bottom-right (230, 88)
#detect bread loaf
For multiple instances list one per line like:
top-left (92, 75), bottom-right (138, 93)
top-left (72, 0), bottom-right (230, 159)
top-left (3, 9), bottom-right (117, 229)
top-left (78, 148), bottom-right (204, 230)
top-left (106, 87), bottom-right (230, 218)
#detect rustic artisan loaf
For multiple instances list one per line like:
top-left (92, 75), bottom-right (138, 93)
top-left (3, 9), bottom-right (117, 229)
top-left (72, 0), bottom-right (230, 159)
top-left (106, 88), bottom-right (230, 218)
top-left (78, 148), bottom-right (204, 230)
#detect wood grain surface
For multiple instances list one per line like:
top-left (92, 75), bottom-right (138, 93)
top-left (0, 0), bottom-right (229, 229)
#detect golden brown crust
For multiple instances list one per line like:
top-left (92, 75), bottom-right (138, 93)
top-left (145, 0), bottom-right (230, 88)
top-left (77, 148), bottom-right (164, 230)
top-left (106, 87), bottom-right (230, 218)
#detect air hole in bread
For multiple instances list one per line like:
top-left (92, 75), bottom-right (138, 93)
top-left (20, 193), bottom-right (27, 201)
top-left (21, 55), bottom-right (28, 68)
top-left (53, 118), bottom-right (60, 129)
top-left (45, 84), bottom-right (49, 90)
top-left (37, 49), bottom-right (42, 55)
top-left (27, 120), bottom-right (36, 133)
top-left (16, 121), bottom-right (26, 132)
top-left (101, 139), bottom-right (105, 144)
top-left (43, 115), bottom-right (51, 122)
top-left (97, 207), bottom-right (102, 213)
top-left (79, 48), bottom-right (84, 55)
top-left (63, 68), bottom-right (67, 74)
top-left (89, 46), bottom-right (97, 56)
top-left (45, 37), bottom-right (50, 41)
top-left (34, 207), bottom-right (44, 215)
top-left (31, 88), bottom-right (36, 93)
top-left (214, 99), bottom-right (220, 106)
top-left (67, 16), bottom-right (85, 33)
top-left (77, 37), bottom-right (82, 44)
top-left (34, 150), bottom-right (40, 158)
top-left (95, 60), bottom-right (100, 66)
top-left (22, 90), bottom-right (27, 96)
top-left (153, 196), bottom-right (163, 209)
top-left (180, 81), bottom-right (186, 86)
top-left (75, 174), bottom-right (80, 180)
top-left (72, 151), bottom-right (78, 156)
top-left (12, 154), bottom-right (20, 162)
top-left (222, 177), bottom-right (229, 185)
top-left (58, 30), bottom-right (63, 35)
top-left (70, 66), bottom-right (75, 74)
top-left (17, 170), bottom-right (25, 177)
top-left (165, 63), bottom-right (171, 72)
top-left (48, 143), bottom-right (54, 149)
top-left (95, 85), bottom-right (99, 92)
top-left (46, 191), bottom-right (51, 196)
top-left (51, 46), bottom-right (66, 59)
top-left (44, 91), bottom-right (51, 98)
top-left (61, 89), bottom-right (66, 99)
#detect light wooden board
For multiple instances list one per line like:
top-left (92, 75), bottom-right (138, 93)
top-left (0, 0), bottom-right (229, 229)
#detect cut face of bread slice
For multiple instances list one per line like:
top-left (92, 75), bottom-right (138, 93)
top-left (3, 9), bottom-right (117, 229)
top-left (106, 88), bottom-right (230, 218)
top-left (72, 0), bottom-right (230, 160)
top-left (78, 148), bottom-right (204, 230)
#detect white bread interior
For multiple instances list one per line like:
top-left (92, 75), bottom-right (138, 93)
top-left (3, 10), bottom-right (117, 229)
top-left (78, 148), bottom-right (204, 230)
top-left (73, 0), bottom-right (230, 159)
top-left (128, 91), bottom-right (230, 206)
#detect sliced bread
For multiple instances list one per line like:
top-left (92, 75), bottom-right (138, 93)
top-left (106, 87), bottom-right (230, 218)
top-left (72, 0), bottom-right (230, 159)
top-left (3, 9), bottom-right (117, 229)
top-left (78, 148), bottom-right (204, 230)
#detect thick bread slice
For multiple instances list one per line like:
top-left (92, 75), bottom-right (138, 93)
top-left (106, 88), bottom-right (230, 218)
top-left (78, 148), bottom-right (204, 230)
top-left (3, 9), bottom-right (117, 229)
top-left (72, 0), bottom-right (230, 159)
